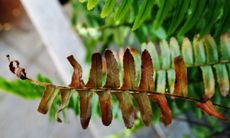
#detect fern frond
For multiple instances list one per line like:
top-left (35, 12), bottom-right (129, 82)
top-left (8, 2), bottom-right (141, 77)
top-left (6, 34), bottom-right (230, 129)
top-left (77, 0), bottom-right (230, 37)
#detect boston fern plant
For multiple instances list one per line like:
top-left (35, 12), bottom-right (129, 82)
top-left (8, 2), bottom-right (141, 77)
top-left (0, 0), bottom-right (230, 137)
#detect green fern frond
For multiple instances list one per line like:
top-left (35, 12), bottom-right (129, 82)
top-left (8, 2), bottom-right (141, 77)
top-left (77, 0), bottom-right (230, 37)
top-left (142, 34), bottom-right (230, 100)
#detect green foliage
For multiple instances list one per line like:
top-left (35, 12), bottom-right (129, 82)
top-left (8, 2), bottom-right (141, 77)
top-left (0, 74), bottom-right (49, 99)
top-left (70, 0), bottom-right (230, 62)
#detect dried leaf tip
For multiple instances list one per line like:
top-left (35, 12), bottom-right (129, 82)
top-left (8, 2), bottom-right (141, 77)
top-left (122, 48), bottom-right (137, 89)
top-left (139, 49), bottom-right (154, 91)
top-left (173, 56), bottom-right (188, 97)
top-left (195, 100), bottom-right (226, 120)
top-left (67, 55), bottom-right (84, 88)
top-left (7, 55), bottom-right (27, 80)
top-left (104, 50), bottom-right (120, 88)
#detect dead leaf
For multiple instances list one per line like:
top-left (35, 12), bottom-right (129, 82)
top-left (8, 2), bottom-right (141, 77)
top-left (86, 53), bottom-right (103, 88)
top-left (38, 85), bottom-right (57, 114)
top-left (104, 50), bottom-right (120, 88)
top-left (137, 49), bottom-right (153, 126)
top-left (67, 55), bottom-right (92, 129)
top-left (67, 55), bottom-right (85, 88)
top-left (105, 49), bottom-right (136, 128)
top-left (195, 100), bottom-right (226, 120)
top-left (8, 57), bottom-right (27, 80)
top-left (173, 56), bottom-right (188, 97)
top-left (87, 53), bottom-right (112, 126)
top-left (140, 50), bottom-right (172, 126)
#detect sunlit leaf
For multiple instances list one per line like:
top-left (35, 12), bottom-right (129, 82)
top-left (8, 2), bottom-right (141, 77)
top-left (87, 0), bottom-right (99, 10)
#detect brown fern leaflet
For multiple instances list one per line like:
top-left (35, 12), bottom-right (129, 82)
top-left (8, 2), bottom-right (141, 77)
top-left (7, 48), bottom-right (227, 129)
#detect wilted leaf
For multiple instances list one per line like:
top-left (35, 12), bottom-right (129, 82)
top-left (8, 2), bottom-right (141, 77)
top-left (104, 50), bottom-right (120, 88)
top-left (142, 42), bottom-right (160, 69)
top-left (87, 53), bottom-right (112, 126)
top-left (38, 85), bottom-right (58, 114)
top-left (182, 37), bottom-right (194, 66)
top-left (173, 56), bottom-right (188, 97)
top-left (67, 55), bottom-right (84, 88)
top-left (151, 95), bottom-right (172, 126)
top-left (201, 66), bottom-right (215, 100)
top-left (67, 55), bottom-right (92, 129)
top-left (121, 49), bottom-right (137, 89)
top-left (8, 57), bottom-right (27, 80)
top-left (136, 49), bottom-right (153, 126)
top-left (118, 49), bottom-right (136, 128)
top-left (86, 53), bottom-right (103, 88)
top-left (97, 90), bottom-right (112, 125)
top-left (214, 64), bottom-right (229, 96)
top-left (140, 50), bottom-right (172, 126)
top-left (138, 50), bottom-right (155, 91)
top-left (195, 100), bottom-right (226, 120)
top-left (78, 91), bottom-right (93, 129)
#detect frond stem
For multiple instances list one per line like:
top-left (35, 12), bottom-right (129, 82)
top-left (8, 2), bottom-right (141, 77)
top-left (27, 78), bottom-right (230, 110)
